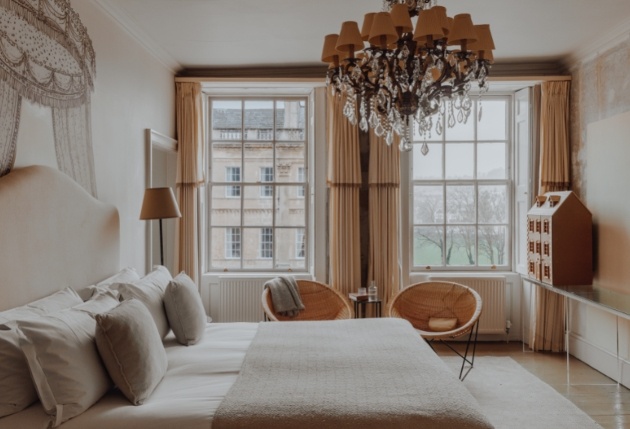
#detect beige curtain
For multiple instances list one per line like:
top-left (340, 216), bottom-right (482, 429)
top-left (327, 90), bottom-right (361, 298)
top-left (175, 82), bottom-right (206, 284)
top-left (368, 129), bottom-right (400, 308)
top-left (532, 80), bottom-right (571, 352)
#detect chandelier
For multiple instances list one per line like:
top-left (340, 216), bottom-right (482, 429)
top-left (321, 0), bottom-right (495, 153)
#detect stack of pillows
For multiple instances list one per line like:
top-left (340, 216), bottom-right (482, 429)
top-left (0, 265), bottom-right (207, 427)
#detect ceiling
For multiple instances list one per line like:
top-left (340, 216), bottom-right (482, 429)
top-left (97, 0), bottom-right (630, 74)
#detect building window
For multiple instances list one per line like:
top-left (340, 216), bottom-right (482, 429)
top-left (208, 97), bottom-right (309, 271)
top-left (411, 97), bottom-right (511, 270)
top-left (260, 227), bottom-right (273, 259)
top-left (260, 167), bottom-right (274, 197)
top-left (225, 228), bottom-right (241, 259)
top-left (297, 166), bottom-right (305, 198)
top-left (225, 166), bottom-right (241, 198)
top-left (296, 229), bottom-right (305, 259)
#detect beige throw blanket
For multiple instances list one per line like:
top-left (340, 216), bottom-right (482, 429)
top-left (213, 319), bottom-right (494, 429)
top-left (264, 276), bottom-right (304, 317)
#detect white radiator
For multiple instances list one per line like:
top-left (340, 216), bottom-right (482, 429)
top-left (428, 276), bottom-right (507, 335)
top-left (215, 277), bottom-right (272, 322)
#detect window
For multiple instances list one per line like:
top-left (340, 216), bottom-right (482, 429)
top-left (297, 167), bottom-right (305, 198)
top-left (260, 167), bottom-right (273, 197)
top-left (260, 227), bottom-right (273, 258)
top-left (208, 97), bottom-right (308, 271)
top-left (225, 228), bottom-right (241, 259)
top-left (411, 97), bottom-right (511, 270)
top-left (296, 229), bottom-right (305, 259)
top-left (225, 166), bottom-right (241, 197)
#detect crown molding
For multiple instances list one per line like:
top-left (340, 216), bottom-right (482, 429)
top-left (91, 0), bottom-right (181, 74)
top-left (564, 16), bottom-right (630, 70)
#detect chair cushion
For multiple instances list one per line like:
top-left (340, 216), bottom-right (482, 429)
top-left (428, 317), bottom-right (458, 332)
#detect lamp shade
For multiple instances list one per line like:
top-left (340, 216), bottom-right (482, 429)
top-left (390, 4), bottom-right (413, 34)
top-left (140, 187), bottom-right (181, 220)
top-left (360, 13), bottom-right (376, 41)
top-left (321, 34), bottom-right (340, 63)
top-left (447, 13), bottom-right (478, 47)
top-left (414, 8), bottom-right (444, 44)
top-left (468, 24), bottom-right (495, 52)
top-left (335, 21), bottom-right (364, 55)
top-left (368, 12), bottom-right (398, 48)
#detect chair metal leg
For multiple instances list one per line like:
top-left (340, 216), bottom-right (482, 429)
top-left (428, 320), bottom-right (480, 381)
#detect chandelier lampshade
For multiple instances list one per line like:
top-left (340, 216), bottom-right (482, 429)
top-left (322, 0), bottom-right (495, 154)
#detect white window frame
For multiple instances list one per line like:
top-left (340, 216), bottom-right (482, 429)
top-left (296, 228), bottom-right (306, 259)
top-left (260, 166), bottom-right (274, 198)
top-left (260, 227), bottom-right (273, 259)
top-left (297, 166), bottom-right (305, 198)
top-left (225, 166), bottom-right (241, 198)
top-left (225, 227), bottom-right (241, 259)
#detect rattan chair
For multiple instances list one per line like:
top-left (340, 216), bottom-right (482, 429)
top-left (262, 279), bottom-right (352, 321)
top-left (389, 281), bottom-right (483, 380)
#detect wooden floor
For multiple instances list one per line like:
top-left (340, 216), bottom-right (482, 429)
top-left (434, 341), bottom-right (630, 429)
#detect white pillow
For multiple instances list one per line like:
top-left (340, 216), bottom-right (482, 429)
top-left (17, 292), bottom-right (119, 427)
top-left (164, 272), bottom-right (207, 345)
top-left (0, 288), bottom-right (84, 418)
top-left (117, 265), bottom-right (172, 339)
top-left (82, 267), bottom-right (141, 300)
top-left (95, 299), bottom-right (168, 405)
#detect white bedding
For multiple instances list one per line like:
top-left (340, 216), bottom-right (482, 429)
top-left (0, 323), bottom-right (258, 429)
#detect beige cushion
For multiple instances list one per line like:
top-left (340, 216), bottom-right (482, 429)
top-left (84, 267), bottom-right (141, 299)
top-left (17, 292), bottom-right (119, 427)
top-left (164, 272), bottom-right (207, 345)
top-left (95, 299), bottom-right (168, 405)
top-left (428, 317), bottom-right (458, 332)
top-left (118, 265), bottom-right (172, 339)
top-left (0, 288), bottom-right (84, 418)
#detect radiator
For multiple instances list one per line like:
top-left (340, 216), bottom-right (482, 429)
top-left (215, 277), bottom-right (273, 322)
top-left (428, 276), bottom-right (507, 335)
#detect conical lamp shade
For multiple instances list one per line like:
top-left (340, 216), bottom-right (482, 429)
top-left (140, 188), bottom-right (181, 220)
top-left (390, 4), bottom-right (413, 34)
top-left (448, 13), bottom-right (478, 47)
top-left (361, 13), bottom-right (376, 41)
top-left (368, 12), bottom-right (398, 48)
top-left (432, 6), bottom-right (450, 35)
top-left (468, 24), bottom-right (495, 52)
top-left (413, 8), bottom-right (444, 43)
top-left (336, 21), bottom-right (364, 55)
top-left (321, 34), bottom-right (340, 63)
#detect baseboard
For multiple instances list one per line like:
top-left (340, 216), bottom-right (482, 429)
top-left (569, 332), bottom-right (630, 387)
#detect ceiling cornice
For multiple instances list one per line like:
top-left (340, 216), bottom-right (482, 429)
top-left (564, 15), bottom-right (630, 69)
top-left (91, 0), bottom-right (181, 74)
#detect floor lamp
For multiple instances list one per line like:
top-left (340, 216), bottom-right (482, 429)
top-left (140, 187), bottom-right (182, 266)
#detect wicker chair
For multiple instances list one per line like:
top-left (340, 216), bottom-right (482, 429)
top-left (262, 279), bottom-right (352, 321)
top-left (389, 281), bottom-right (482, 380)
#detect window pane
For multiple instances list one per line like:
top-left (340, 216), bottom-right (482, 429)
top-left (244, 142), bottom-right (272, 182)
top-left (211, 142), bottom-right (241, 183)
top-left (209, 227), bottom-right (241, 270)
top-left (276, 142), bottom-right (305, 183)
top-left (478, 185), bottom-right (508, 223)
top-left (259, 227), bottom-right (273, 259)
top-left (211, 100), bottom-right (241, 140)
top-left (478, 226), bottom-right (508, 266)
top-left (446, 226), bottom-right (476, 266)
top-left (297, 167), bottom-right (306, 197)
top-left (276, 185), bottom-right (305, 227)
top-left (413, 185), bottom-right (443, 224)
top-left (478, 100), bottom-right (506, 140)
top-left (276, 100), bottom-right (305, 141)
top-left (274, 228), bottom-right (307, 270)
top-left (243, 185), bottom-right (273, 226)
top-left (445, 143), bottom-right (474, 179)
top-left (478, 142), bottom-right (506, 179)
top-left (412, 143), bottom-right (442, 180)
top-left (446, 185), bottom-right (475, 223)
top-left (244, 100), bottom-right (273, 141)
top-left (444, 111), bottom-right (474, 141)
top-left (242, 228), bottom-right (273, 269)
top-left (210, 186), bottom-right (241, 226)
top-left (413, 226), bottom-right (444, 267)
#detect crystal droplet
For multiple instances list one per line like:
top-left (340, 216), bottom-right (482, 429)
top-left (436, 118), bottom-right (443, 136)
top-left (457, 109), bottom-right (464, 123)
top-left (421, 141), bottom-right (429, 156)
top-left (399, 138), bottom-right (413, 152)
top-left (478, 103), bottom-right (483, 122)
top-left (447, 113), bottom-right (456, 128)
top-left (386, 132), bottom-right (393, 146)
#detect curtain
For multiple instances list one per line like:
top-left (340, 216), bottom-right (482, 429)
top-left (0, 80), bottom-right (21, 178)
top-left (327, 90), bottom-right (361, 299)
top-left (368, 128), bottom-right (400, 308)
top-left (531, 80), bottom-right (571, 352)
top-left (175, 82), bottom-right (206, 285)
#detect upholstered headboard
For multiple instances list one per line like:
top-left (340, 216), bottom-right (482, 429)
top-left (0, 165), bottom-right (119, 311)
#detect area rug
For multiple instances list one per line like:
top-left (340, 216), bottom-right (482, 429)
top-left (442, 356), bottom-right (603, 429)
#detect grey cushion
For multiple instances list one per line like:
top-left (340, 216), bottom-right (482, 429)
top-left (164, 272), bottom-right (207, 346)
top-left (95, 299), bottom-right (168, 405)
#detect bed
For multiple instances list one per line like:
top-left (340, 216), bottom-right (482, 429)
top-left (0, 165), bottom-right (494, 429)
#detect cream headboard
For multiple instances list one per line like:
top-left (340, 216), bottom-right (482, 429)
top-left (0, 165), bottom-right (119, 310)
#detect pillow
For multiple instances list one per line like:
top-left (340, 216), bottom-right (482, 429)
top-left (117, 265), bottom-right (172, 339)
top-left (164, 272), bottom-right (207, 345)
top-left (95, 299), bottom-right (168, 405)
top-left (17, 292), bottom-right (119, 427)
top-left (428, 317), bottom-right (458, 332)
top-left (82, 267), bottom-right (141, 300)
top-left (0, 288), bottom-right (84, 418)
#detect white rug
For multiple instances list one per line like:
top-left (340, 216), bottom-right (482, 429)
top-left (442, 356), bottom-right (603, 429)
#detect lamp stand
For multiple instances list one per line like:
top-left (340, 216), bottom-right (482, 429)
top-left (158, 218), bottom-right (164, 266)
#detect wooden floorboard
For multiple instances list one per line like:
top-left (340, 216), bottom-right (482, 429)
top-left (435, 341), bottom-right (630, 429)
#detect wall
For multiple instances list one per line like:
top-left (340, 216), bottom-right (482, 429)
top-left (13, 0), bottom-right (176, 274)
top-left (569, 36), bottom-right (630, 385)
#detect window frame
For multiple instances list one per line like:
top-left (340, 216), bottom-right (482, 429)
top-left (225, 166), bottom-right (241, 198)
top-left (224, 227), bottom-right (241, 259)
top-left (409, 95), bottom-right (513, 272)
top-left (260, 166), bottom-right (274, 198)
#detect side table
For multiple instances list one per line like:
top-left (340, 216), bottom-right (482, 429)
top-left (349, 294), bottom-right (382, 318)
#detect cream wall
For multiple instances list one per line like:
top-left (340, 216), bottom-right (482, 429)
top-left (569, 37), bottom-right (630, 386)
top-left (13, 0), bottom-right (176, 275)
